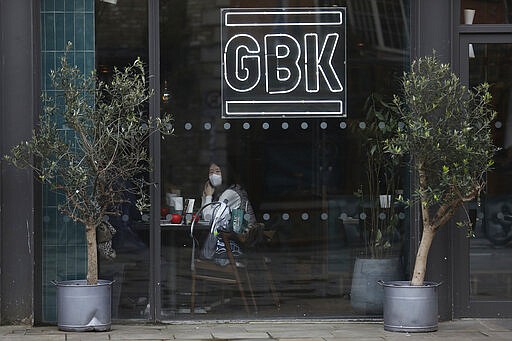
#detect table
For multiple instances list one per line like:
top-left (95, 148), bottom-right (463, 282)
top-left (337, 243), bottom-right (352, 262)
top-left (131, 220), bottom-right (211, 314)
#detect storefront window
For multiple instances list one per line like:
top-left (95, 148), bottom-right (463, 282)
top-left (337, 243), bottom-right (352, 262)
top-left (461, 0), bottom-right (512, 24)
top-left (40, 0), bottom-right (411, 323)
top-left (158, 0), bottom-right (410, 319)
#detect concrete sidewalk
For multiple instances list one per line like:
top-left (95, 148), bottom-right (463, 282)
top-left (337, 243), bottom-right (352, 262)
top-left (1, 319), bottom-right (512, 340)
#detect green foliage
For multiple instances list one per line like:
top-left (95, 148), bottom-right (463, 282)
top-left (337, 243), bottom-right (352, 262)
top-left (386, 54), bottom-right (497, 231)
top-left (5, 42), bottom-right (173, 228)
top-left (357, 94), bottom-right (403, 258)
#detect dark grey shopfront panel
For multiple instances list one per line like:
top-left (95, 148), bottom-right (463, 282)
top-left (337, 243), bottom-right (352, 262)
top-left (0, 0), bottom-right (38, 324)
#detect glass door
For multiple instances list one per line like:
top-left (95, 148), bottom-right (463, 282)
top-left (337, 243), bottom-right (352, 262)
top-left (456, 34), bottom-right (512, 317)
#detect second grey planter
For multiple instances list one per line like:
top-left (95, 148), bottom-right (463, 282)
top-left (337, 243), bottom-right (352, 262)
top-left (350, 257), bottom-right (403, 314)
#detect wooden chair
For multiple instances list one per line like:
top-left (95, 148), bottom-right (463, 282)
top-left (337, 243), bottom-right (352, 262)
top-left (190, 230), bottom-right (257, 315)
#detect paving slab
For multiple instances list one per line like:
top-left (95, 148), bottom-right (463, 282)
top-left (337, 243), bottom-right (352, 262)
top-left (66, 334), bottom-right (112, 341)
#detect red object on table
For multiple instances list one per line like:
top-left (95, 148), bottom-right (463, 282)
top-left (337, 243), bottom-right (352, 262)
top-left (170, 214), bottom-right (182, 224)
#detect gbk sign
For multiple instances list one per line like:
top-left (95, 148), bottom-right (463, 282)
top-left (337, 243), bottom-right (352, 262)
top-left (221, 8), bottom-right (346, 118)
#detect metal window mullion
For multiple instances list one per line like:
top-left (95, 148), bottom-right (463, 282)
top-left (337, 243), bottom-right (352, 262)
top-left (148, 0), bottom-right (161, 322)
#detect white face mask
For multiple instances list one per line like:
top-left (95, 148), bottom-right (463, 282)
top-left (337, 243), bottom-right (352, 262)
top-left (209, 173), bottom-right (222, 187)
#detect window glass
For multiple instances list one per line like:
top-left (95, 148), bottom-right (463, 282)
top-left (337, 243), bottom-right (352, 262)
top-left (159, 0), bottom-right (410, 319)
top-left (95, 0), bottom-right (150, 320)
top-left (461, 0), bottom-right (512, 24)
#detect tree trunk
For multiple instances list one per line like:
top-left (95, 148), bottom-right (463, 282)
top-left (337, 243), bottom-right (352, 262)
top-left (411, 225), bottom-right (436, 285)
top-left (85, 224), bottom-right (98, 285)
top-left (411, 166), bottom-right (437, 286)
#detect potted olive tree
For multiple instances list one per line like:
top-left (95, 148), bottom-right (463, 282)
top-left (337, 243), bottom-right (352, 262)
top-left (5, 43), bottom-right (172, 331)
top-left (380, 55), bottom-right (497, 332)
top-left (350, 95), bottom-right (404, 314)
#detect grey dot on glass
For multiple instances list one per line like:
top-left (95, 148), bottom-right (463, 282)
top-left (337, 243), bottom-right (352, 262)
top-left (301, 213), bottom-right (309, 220)
top-left (495, 121), bottom-right (502, 129)
top-left (263, 213), bottom-right (270, 221)
top-left (339, 212), bottom-right (348, 220)
top-left (224, 122), bottom-right (231, 130)
top-left (301, 122), bottom-right (308, 129)
top-left (142, 214), bottom-right (150, 222)
top-left (320, 213), bottom-right (328, 220)
top-left (204, 122), bottom-right (212, 130)
top-left (262, 122), bottom-right (269, 130)
top-left (282, 122), bottom-right (289, 129)
top-left (122, 214), bottom-right (129, 222)
top-left (360, 212), bottom-right (367, 220)
top-left (359, 122), bottom-right (366, 129)
top-left (184, 122), bottom-right (192, 130)
top-left (243, 122), bottom-right (250, 130)
top-left (339, 122), bottom-right (347, 129)
top-left (282, 213), bottom-right (290, 220)
top-left (43, 215), bottom-right (50, 223)
top-left (398, 122), bottom-right (405, 129)
top-left (379, 212), bottom-right (386, 220)
top-left (398, 212), bottom-right (406, 219)
top-left (320, 122), bottom-right (327, 129)
top-left (378, 122), bottom-right (386, 129)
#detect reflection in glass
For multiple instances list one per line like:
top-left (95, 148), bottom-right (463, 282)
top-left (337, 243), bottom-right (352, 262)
top-left (159, 0), bottom-right (410, 320)
top-left (469, 43), bottom-right (512, 300)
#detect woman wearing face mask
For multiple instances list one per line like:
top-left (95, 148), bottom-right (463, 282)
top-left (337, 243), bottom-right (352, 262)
top-left (199, 162), bottom-right (258, 265)
top-left (200, 162), bottom-right (256, 225)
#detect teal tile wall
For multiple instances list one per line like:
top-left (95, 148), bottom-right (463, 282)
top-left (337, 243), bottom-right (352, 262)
top-left (40, 0), bottom-right (95, 323)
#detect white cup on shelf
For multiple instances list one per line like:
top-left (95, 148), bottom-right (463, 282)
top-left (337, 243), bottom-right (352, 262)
top-left (464, 9), bottom-right (475, 25)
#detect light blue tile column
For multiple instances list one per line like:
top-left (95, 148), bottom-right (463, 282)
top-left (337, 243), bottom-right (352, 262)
top-left (40, 0), bottom-right (95, 323)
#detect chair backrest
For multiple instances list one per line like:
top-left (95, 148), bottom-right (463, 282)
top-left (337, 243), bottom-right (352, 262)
top-left (190, 201), bottom-right (232, 270)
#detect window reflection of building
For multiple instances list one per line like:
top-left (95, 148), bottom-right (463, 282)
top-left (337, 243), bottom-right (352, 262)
top-left (347, 0), bottom-right (409, 55)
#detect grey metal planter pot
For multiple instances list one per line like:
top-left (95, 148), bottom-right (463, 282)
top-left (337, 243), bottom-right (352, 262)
top-left (54, 279), bottom-right (112, 332)
top-left (379, 280), bottom-right (441, 332)
top-left (350, 257), bottom-right (403, 314)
